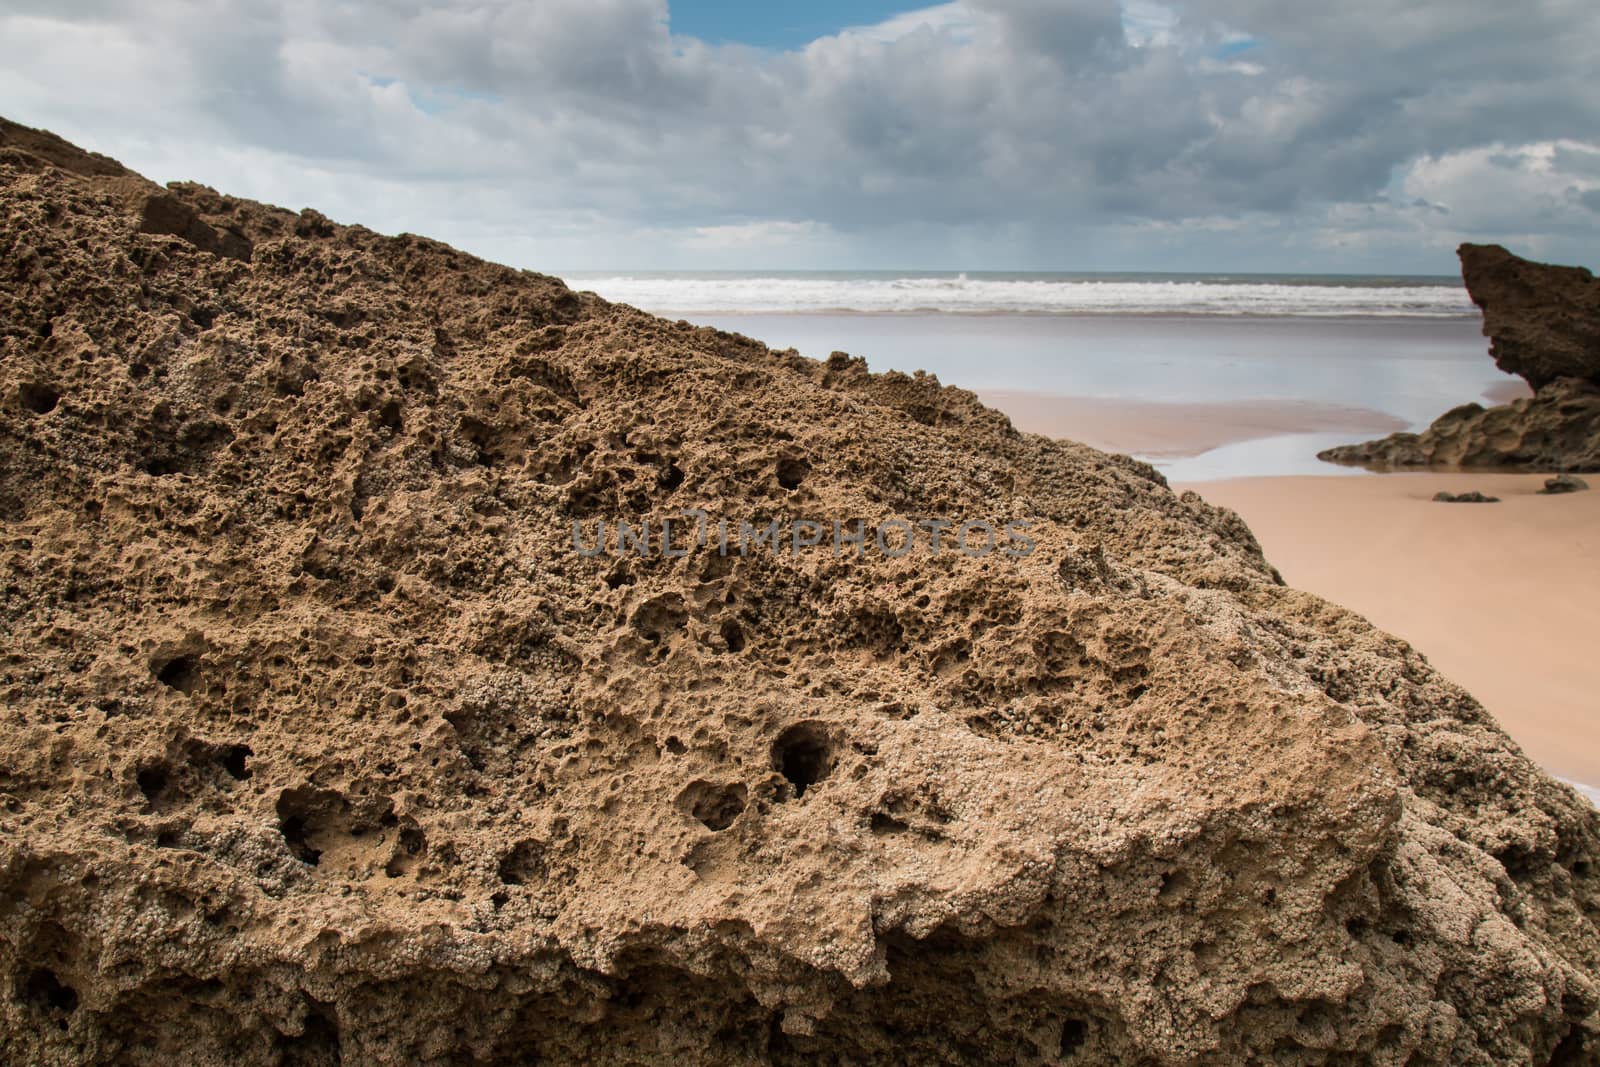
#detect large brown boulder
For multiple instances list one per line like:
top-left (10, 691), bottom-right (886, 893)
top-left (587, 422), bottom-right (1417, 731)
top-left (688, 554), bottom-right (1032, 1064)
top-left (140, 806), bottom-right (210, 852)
top-left (1460, 242), bottom-right (1600, 390)
top-left (2, 119), bottom-right (1598, 1065)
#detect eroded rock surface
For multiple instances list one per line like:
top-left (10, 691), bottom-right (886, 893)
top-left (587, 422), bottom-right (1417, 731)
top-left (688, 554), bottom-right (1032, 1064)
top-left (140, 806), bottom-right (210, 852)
top-left (1321, 245), bottom-right (1600, 473)
top-left (1319, 377), bottom-right (1600, 471)
top-left (2, 118), bottom-right (1598, 1065)
top-left (1460, 243), bottom-right (1600, 391)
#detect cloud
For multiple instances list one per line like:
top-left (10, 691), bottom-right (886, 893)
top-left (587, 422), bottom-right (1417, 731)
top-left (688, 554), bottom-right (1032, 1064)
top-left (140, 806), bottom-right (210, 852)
top-left (838, 3), bottom-right (974, 44)
top-left (2, 0), bottom-right (1598, 271)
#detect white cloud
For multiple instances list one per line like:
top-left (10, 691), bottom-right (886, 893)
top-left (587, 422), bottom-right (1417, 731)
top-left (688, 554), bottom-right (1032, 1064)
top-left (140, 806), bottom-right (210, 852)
top-left (682, 220), bottom-right (831, 250)
top-left (1397, 141), bottom-right (1600, 232)
top-left (838, 3), bottom-right (976, 45)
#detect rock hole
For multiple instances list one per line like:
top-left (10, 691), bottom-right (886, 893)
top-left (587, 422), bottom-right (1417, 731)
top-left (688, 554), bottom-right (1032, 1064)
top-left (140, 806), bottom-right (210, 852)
top-left (775, 457), bottom-right (809, 491)
top-left (678, 781), bottom-right (748, 831)
top-left (220, 744), bottom-right (252, 780)
top-left (288, 999), bottom-right (342, 1059)
top-left (720, 619), bottom-right (746, 653)
top-left (664, 736), bottom-right (687, 755)
top-left (1059, 1018), bottom-right (1088, 1057)
top-left (1548, 1026), bottom-right (1586, 1067)
top-left (631, 593), bottom-right (687, 644)
top-left (870, 812), bottom-right (909, 835)
top-left (385, 826), bottom-right (428, 877)
top-left (275, 788), bottom-right (340, 866)
top-left (24, 968), bottom-right (78, 1024)
top-left (19, 383), bottom-right (60, 415)
top-left (378, 399), bottom-right (402, 431)
top-left (460, 416), bottom-right (496, 467)
top-left (279, 815), bottom-right (319, 865)
top-left (658, 461), bottom-right (684, 491)
top-left (155, 655), bottom-right (199, 694)
top-left (136, 764), bottom-right (169, 803)
top-left (772, 723), bottom-right (832, 799)
top-left (498, 840), bottom-right (547, 885)
top-left (604, 566), bottom-right (634, 590)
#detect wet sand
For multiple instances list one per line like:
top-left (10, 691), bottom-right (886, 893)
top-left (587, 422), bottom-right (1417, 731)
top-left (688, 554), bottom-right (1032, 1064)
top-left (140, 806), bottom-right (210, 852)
top-left (979, 391), bottom-right (1407, 457)
top-left (1181, 473), bottom-right (1600, 788)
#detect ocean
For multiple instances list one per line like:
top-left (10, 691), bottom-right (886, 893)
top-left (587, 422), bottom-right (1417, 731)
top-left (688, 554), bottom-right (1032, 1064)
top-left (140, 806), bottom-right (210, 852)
top-left (563, 270), bottom-right (1477, 318)
top-left (563, 271), bottom-right (1497, 480)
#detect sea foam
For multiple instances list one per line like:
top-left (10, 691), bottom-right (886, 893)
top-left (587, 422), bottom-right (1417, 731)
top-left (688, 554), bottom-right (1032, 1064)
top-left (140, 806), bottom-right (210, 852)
top-left (568, 273), bottom-right (1478, 318)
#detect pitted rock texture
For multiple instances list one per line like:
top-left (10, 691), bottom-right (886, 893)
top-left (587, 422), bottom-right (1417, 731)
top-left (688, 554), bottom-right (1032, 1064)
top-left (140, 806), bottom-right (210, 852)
top-left (2, 118), bottom-right (1598, 1065)
top-left (1321, 244), bottom-right (1600, 473)
top-left (1460, 243), bottom-right (1600, 391)
top-left (1319, 377), bottom-right (1600, 472)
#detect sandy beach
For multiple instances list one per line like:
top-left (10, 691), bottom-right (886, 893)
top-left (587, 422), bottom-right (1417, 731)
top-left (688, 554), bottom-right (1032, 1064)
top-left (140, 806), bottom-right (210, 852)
top-left (1181, 473), bottom-right (1600, 787)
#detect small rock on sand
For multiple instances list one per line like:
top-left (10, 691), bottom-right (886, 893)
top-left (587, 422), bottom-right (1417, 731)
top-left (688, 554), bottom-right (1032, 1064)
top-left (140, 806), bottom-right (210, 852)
top-left (1540, 474), bottom-right (1590, 494)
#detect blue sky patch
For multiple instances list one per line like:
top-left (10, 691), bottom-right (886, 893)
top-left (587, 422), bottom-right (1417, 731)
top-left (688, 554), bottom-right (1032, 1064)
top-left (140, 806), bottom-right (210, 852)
top-left (665, 0), bottom-right (937, 49)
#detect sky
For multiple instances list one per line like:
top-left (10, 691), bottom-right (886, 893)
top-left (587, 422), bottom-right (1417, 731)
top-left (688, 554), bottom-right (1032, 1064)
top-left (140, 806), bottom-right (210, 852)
top-left (660, 1), bottom-right (935, 49)
top-left (3, 0), bottom-right (1598, 274)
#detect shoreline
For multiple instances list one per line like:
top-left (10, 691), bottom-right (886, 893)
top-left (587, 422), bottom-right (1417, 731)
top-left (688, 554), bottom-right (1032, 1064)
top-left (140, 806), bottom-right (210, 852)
top-left (1180, 472), bottom-right (1600, 788)
top-left (674, 313), bottom-right (1503, 469)
top-left (978, 390), bottom-right (1408, 458)
top-left (599, 307), bottom-right (1480, 323)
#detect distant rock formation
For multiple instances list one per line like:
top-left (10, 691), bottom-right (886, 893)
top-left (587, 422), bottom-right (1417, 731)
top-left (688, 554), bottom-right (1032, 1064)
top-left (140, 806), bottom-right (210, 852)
top-left (1459, 242), bottom-right (1600, 390)
top-left (1320, 245), bottom-right (1600, 472)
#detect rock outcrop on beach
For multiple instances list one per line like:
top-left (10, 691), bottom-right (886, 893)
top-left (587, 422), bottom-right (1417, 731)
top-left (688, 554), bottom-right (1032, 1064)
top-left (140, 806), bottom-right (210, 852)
top-left (1320, 244), bottom-right (1600, 472)
top-left (1318, 377), bottom-right (1600, 471)
top-left (3, 118), bottom-right (1598, 1065)
top-left (1459, 243), bottom-right (1600, 391)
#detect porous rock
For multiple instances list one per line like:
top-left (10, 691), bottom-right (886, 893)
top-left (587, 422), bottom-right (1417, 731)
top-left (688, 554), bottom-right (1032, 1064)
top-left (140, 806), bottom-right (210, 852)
top-left (2, 118), bottom-right (1598, 1065)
